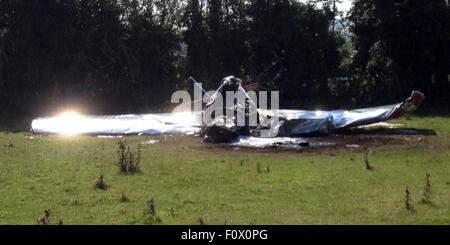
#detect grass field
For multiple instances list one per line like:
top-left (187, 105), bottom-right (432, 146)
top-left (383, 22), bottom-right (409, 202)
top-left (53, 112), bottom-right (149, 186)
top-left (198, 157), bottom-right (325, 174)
top-left (0, 116), bottom-right (449, 225)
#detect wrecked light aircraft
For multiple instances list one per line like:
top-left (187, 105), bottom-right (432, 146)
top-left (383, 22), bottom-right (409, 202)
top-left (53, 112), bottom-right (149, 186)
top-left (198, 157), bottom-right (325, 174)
top-left (31, 76), bottom-right (424, 144)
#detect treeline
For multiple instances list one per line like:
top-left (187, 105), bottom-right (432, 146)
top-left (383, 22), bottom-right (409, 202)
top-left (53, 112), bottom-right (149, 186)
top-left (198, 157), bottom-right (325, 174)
top-left (0, 0), bottom-right (448, 118)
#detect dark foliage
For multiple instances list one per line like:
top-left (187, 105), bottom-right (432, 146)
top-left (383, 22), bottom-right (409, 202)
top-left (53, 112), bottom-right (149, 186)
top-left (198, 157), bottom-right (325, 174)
top-left (348, 0), bottom-right (449, 108)
top-left (0, 0), bottom-right (447, 120)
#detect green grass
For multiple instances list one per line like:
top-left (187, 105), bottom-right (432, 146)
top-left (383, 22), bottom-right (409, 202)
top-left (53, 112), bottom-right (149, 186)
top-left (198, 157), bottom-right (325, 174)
top-left (0, 116), bottom-right (449, 224)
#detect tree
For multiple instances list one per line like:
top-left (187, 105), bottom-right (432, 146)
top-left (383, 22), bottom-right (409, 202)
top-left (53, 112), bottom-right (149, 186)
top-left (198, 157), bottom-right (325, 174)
top-left (247, 0), bottom-right (343, 108)
top-left (349, 0), bottom-right (449, 107)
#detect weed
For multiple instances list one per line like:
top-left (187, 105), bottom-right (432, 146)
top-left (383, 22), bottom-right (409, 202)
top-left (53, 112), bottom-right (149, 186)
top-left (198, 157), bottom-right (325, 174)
top-left (198, 218), bottom-right (205, 225)
top-left (365, 148), bottom-right (374, 170)
top-left (71, 199), bottom-right (81, 206)
top-left (405, 113), bottom-right (412, 120)
top-left (148, 198), bottom-right (155, 216)
top-left (95, 174), bottom-right (108, 190)
top-left (405, 186), bottom-right (414, 212)
top-left (144, 198), bottom-right (162, 224)
top-left (117, 141), bottom-right (141, 174)
top-left (421, 173), bottom-right (432, 204)
top-left (143, 214), bottom-right (162, 225)
top-left (36, 209), bottom-right (52, 225)
top-left (425, 173), bottom-right (431, 196)
top-left (120, 193), bottom-right (129, 202)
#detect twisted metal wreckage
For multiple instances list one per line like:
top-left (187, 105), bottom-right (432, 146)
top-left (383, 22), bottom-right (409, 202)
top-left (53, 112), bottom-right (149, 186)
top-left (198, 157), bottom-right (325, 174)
top-left (31, 76), bottom-right (425, 147)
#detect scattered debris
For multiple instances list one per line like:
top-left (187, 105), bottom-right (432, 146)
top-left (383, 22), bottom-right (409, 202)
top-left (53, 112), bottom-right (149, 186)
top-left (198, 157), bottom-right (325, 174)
top-left (358, 122), bottom-right (403, 129)
top-left (203, 125), bottom-right (239, 143)
top-left (298, 141), bottom-right (310, 147)
top-left (231, 136), bottom-right (310, 148)
top-left (142, 139), bottom-right (159, 145)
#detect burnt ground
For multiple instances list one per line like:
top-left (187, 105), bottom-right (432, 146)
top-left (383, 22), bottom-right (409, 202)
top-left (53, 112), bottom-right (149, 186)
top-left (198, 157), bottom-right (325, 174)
top-left (187, 127), bottom-right (439, 154)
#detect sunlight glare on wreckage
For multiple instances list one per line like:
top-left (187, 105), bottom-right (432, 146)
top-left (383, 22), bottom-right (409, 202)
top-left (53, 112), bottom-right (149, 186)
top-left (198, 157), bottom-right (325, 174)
top-left (32, 111), bottom-right (90, 136)
top-left (31, 111), bottom-right (201, 136)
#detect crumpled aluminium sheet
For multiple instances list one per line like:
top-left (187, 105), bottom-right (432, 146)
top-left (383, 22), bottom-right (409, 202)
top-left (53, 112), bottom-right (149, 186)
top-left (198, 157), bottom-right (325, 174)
top-left (231, 136), bottom-right (310, 148)
top-left (31, 91), bottom-right (424, 137)
top-left (259, 90), bottom-right (424, 136)
top-left (31, 112), bottom-right (202, 135)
